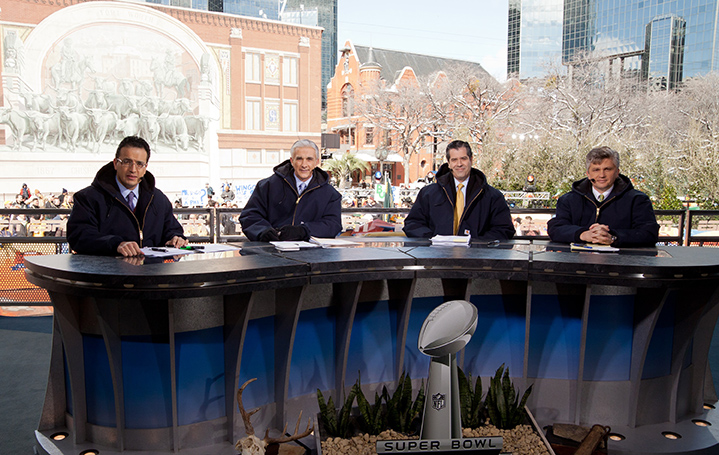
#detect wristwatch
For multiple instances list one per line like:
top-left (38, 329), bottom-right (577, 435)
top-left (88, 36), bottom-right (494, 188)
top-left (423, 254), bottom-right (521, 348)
top-left (611, 235), bottom-right (617, 244)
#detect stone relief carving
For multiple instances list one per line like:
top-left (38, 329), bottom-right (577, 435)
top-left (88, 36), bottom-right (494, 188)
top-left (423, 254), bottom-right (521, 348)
top-left (1, 30), bottom-right (214, 154)
top-left (3, 30), bottom-right (23, 75)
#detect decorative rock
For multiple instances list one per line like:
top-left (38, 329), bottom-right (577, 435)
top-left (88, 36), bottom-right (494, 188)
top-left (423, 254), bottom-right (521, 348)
top-left (321, 425), bottom-right (549, 455)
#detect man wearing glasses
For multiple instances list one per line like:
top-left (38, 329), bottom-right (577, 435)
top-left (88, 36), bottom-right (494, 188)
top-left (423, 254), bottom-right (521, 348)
top-left (68, 136), bottom-right (187, 256)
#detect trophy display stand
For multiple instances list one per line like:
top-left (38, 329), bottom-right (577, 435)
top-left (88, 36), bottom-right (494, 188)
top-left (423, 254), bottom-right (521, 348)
top-left (377, 300), bottom-right (503, 454)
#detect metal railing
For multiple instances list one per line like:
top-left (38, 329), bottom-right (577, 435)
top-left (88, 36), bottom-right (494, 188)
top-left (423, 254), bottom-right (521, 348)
top-left (0, 207), bottom-right (712, 245)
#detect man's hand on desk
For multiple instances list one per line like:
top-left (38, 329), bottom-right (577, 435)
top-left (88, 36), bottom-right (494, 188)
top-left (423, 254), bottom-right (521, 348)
top-left (259, 228), bottom-right (280, 242)
top-left (165, 236), bottom-right (188, 248)
top-left (580, 223), bottom-right (614, 245)
top-left (278, 225), bottom-right (309, 241)
top-left (117, 241), bottom-right (143, 257)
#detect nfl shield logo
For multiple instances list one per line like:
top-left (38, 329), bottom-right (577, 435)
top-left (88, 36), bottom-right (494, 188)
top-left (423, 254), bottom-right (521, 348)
top-left (432, 393), bottom-right (445, 411)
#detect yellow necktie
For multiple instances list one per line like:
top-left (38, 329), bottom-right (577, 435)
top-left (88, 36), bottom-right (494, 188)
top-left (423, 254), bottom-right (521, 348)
top-left (598, 194), bottom-right (604, 202)
top-left (454, 183), bottom-right (464, 235)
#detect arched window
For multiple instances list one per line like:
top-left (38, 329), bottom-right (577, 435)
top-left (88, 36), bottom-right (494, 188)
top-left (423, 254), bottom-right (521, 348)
top-left (341, 84), bottom-right (355, 117)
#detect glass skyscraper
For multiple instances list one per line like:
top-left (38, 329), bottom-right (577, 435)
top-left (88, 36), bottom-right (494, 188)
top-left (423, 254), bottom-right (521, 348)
top-left (507, 0), bottom-right (565, 79)
top-left (509, 0), bottom-right (719, 87)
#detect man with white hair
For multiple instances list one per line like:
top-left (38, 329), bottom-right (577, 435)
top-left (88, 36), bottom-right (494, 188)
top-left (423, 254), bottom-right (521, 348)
top-left (240, 139), bottom-right (342, 241)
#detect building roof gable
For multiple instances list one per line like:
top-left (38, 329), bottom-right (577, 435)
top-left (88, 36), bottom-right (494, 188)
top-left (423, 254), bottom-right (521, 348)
top-left (353, 44), bottom-right (493, 83)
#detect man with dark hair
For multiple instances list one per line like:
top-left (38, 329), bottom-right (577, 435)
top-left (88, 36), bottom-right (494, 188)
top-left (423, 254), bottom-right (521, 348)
top-left (68, 136), bottom-right (187, 256)
top-left (548, 146), bottom-right (659, 247)
top-left (403, 140), bottom-right (515, 240)
top-left (240, 139), bottom-right (342, 241)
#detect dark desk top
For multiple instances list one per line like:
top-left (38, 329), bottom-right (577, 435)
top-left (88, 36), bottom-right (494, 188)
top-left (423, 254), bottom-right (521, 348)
top-left (24, 239), bottom-right (719, 297)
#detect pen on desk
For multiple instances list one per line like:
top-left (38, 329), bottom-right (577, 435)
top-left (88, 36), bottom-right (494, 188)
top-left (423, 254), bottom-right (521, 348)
top-left (151, 247), bottom-right (167, 252)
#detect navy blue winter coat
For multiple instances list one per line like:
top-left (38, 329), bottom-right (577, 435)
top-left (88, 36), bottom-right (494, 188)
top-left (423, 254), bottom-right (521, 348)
top-left (67, 162), bottom-right (185, 255)
top-left (239, 160), bottom-right (342, 241)
top-left (403, 164), bottom-right (515, 240)
top-left (547, 174), bottom-right (659, 247)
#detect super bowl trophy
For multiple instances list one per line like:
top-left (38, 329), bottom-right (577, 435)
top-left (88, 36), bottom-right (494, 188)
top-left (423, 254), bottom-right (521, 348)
top-left (417, 300), bottom-right (478, 439)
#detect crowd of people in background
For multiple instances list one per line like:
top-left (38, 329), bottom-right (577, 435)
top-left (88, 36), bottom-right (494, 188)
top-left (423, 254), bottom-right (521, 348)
top-left (1, 184), bottom-right (75, 237)
top-left (3, 178), bottom-right (550, 239)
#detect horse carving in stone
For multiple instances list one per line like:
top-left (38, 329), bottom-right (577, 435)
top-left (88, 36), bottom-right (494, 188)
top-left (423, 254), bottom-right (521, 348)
top-left (150, 56), bottom-right (190, 99)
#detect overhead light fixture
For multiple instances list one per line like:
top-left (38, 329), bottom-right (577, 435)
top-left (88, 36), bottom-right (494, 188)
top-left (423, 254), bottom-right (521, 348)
top-left (51, 432), bottom-right (68, 441)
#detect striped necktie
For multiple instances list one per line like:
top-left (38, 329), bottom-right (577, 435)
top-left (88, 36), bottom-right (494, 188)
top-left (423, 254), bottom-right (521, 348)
top-left (598, 194), bottom-right (604, 202)
top-left (126, 192), bottom-right (136, 211)
top-left (298, 182), bottom-right (307, 194)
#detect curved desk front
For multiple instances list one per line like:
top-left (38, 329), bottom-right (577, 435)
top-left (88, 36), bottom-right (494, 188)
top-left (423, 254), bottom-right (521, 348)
top-left (24, 240), bottom-right (719, 455)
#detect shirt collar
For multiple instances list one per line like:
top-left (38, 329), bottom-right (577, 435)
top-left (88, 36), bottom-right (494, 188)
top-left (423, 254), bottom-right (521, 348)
top-left (453, 177), bottom-right (469, 189)
top-left (294, 174), bottom-right (312, 190)
top-left (116, 176), bottom-right (139, 201)
top-left (592, 185), bottom-right (613, 201)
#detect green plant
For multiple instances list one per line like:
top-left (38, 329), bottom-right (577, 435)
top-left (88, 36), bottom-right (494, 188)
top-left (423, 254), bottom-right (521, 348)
top-left (316, 386), bottom-right (357, 438)
top-left (485, 364), bottom-right (532, 430)
top-left (354, 373), bottom-right (386, 435)
top-left (383, 372), bottom-right (425, 434)
top-left (322, 152), bottom-right (371, 187)
top-left (457, 367), bottom-right (485, 429)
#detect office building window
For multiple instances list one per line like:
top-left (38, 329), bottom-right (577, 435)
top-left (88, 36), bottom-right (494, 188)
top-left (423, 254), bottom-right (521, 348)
top-left (283, 57), bottom-right (298, 85)
top-left (246, 53), bottom-right (261, 83)
top-left (246, 100), bottom-right (261, 130)
top-left (283, 103), bottom-right (298, 132)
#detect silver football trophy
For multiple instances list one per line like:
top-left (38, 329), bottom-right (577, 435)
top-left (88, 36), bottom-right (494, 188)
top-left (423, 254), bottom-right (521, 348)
top-left (418, 300), bottom-right (478, 439)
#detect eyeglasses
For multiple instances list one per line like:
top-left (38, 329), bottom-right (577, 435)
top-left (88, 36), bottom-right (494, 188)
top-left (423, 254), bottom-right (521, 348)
top-left (115, 158), bottom-right (147, 169)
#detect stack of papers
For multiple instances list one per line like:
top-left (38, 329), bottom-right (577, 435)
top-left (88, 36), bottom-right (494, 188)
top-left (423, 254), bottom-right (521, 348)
top-left (270, 241), bottom-right (320, 251)
top-left (430, 235), bottom-right (471, 247)
top-left (570, 243), bottom-right (619, 252)
top-left (309, 237), bottom-right (361, 247)
top-left (140, 247), bottom-right (192, 258)
top-left (139, 244), bottom-right (240, 257)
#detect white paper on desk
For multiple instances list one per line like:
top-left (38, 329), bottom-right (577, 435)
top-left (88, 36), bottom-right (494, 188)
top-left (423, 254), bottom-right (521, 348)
top-left (570, 243), bottom-right (620, 252)
top-left (271, 241), bottom-right (319, 251)
top-left (309, 237), bottom-right (361, 247)
top-left (140, 247), bottom-right (192, 258)
top-left (193, 243), bottom-right (241, 253)
top-left (430, 235), bottom-right (471, 246)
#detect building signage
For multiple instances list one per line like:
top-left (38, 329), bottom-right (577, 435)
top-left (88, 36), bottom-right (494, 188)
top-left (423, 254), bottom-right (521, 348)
top-left (376, 437), bottom-right (502, 454)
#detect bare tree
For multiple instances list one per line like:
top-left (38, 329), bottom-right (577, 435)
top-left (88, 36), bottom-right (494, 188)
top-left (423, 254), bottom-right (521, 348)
top-left (675, 73), bottom-right (719, 205)
top-left (358, 77), bottom-right (443, 185)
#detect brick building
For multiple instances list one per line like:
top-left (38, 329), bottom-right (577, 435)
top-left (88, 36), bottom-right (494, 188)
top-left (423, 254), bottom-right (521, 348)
top-left (326, 40), bottom-right (490, 186)
top-left (0, 0), bottom-right (322, 201)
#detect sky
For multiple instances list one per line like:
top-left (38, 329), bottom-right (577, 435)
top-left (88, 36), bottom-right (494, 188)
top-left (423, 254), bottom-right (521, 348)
top-left (337, 0), bottom-right (510, 81)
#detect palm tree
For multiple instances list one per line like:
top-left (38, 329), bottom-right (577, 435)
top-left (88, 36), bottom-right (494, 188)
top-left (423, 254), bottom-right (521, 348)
top-left (322, 152), bottom-right (371, 188)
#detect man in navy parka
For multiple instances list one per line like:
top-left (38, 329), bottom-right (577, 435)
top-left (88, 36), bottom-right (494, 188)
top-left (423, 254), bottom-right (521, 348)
top-left (68, 136), bottom-right (187, 256)
top-left (240, 139), bottom-right (342, 241)
top-left (548, 146), bottom-right (659, 247)
top-left (403, 140), bottom-right (515, 240)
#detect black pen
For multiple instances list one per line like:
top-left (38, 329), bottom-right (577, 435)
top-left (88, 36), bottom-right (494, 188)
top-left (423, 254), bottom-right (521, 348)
top-left (151, 247), bottom-right (167, 252)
